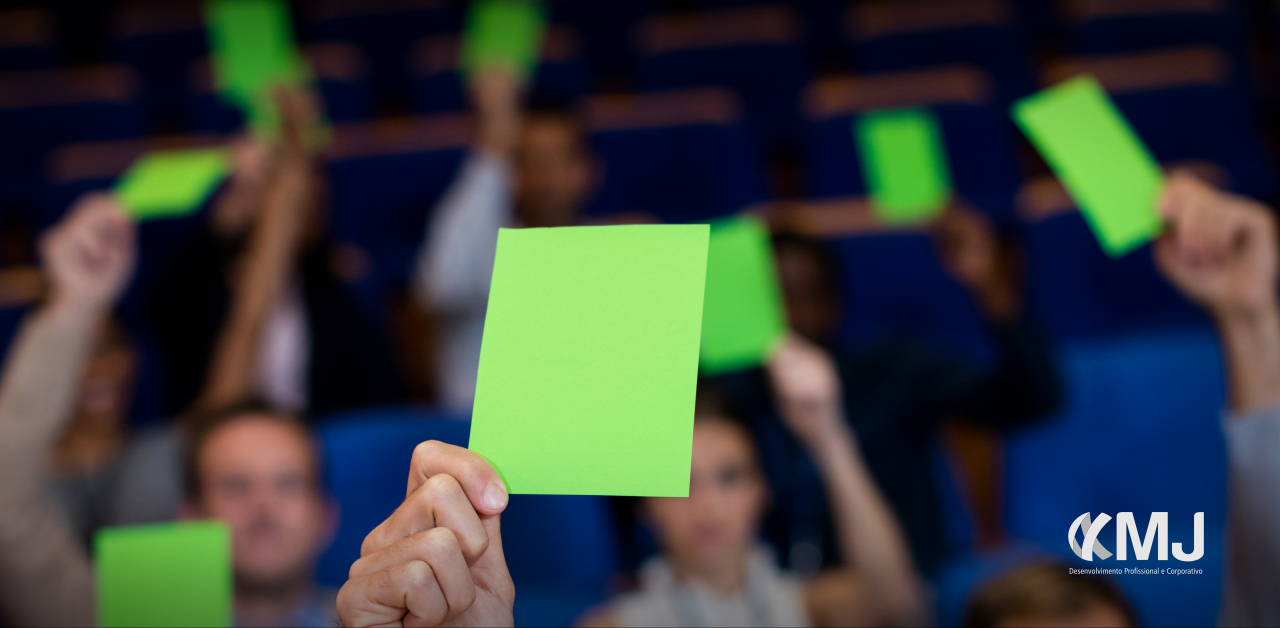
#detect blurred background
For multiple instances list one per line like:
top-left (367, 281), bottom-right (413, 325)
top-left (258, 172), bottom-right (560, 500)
top-left (1, 0), bottom-right (1277, 625)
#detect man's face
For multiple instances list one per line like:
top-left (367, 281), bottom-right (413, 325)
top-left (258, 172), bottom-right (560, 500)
top-left (513, 116), bottom-right (592, 228)
top-left (194, 416), bottom-right (330, 592)
top-left (775, 244), bottom-right (839, 345)
top-left (73, 321), bottom-right (135, 431)
top-left (646, 419), bottom-right (766, 576)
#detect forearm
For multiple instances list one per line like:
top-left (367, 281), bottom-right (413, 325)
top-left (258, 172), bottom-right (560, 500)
top-left (810, 425), bottom-right (924, 625)
top-left (1217, 304), bottom-right (1280, 414)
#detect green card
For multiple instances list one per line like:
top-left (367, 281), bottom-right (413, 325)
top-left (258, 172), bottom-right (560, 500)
top-left (468, 225), bottom-right (708, 496)
top-left (700, 216), bottom-right (787, 374)
top-left (461, 0), bottom-right (547, 84)
top-left (204, 0), bottom-right (307, 135)
top-left (1012, 75), bottom-right (1163, 257)
top-left (856, 108), bottom-right (953, 225)
top-left (95, 520), bottom-right (232, 628)
top-left (114, 148), bottom-right (230, 221)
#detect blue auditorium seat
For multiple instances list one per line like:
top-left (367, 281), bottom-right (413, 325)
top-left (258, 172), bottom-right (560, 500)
top-left (843, 0), bottom-right (1037, 102)
top-left (304, 0), bottom-right (460, 105)
top-left (583, 87), bottom-right (769, 223)
top-left (0, 7), bottom-right (58, 71)
top-left (315, 408), bottom-right (621, 628)
top-left (1060, 0), bottom-right (1247, 58)
top-left (186, 43), bottom-right (375, 134)
top-left (1003, 330), bottom-right (1227, 627)
top-left (407, 25), bottom-right (591, 115)
top-left (109, 0), bottom-right (208, 130)
top-left (631, 4), bottom-right (812, 146)
top-left (0, 66), bottom-right (146, 217)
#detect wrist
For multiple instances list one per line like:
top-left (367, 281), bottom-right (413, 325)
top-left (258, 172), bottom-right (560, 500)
top-left (806, 418), bottom-right (858, 466)
top-left (44, 293), bottom-right (105, 330)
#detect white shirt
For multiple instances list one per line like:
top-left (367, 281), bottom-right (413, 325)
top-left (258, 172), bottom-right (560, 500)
top-left (256, 282), bottom-right (310, 413)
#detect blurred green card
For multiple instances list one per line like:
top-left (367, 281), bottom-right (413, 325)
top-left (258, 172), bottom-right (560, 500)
top-left (468, 225), bottom-right (708, 496)
top-left (1012, 75), bottom-right (1163, 257)
top-left (96, 520), bottom-right (231, 628)
top-left (204, 0), bottom-right (307, 134)
top-left (461, 0), bottom-right (547, 83)
top-left (856, 108), bottom-right (952, 225)
top-left (700, 216), bottom-right (787, 374)
top-left (114, 148), bottom-right (230, 221)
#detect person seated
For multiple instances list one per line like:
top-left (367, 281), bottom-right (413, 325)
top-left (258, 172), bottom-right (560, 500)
top-left (716, 205), bottom-right (1060, 577)
top-left (0, 194), bottom-right (342, 627)
top-left (1152, 172), bottom-right (1280, 626)
top-left (414, 67), bottom-right (596, 412)
top-left (963, 562), bottom-right (1136, 628)
top-left (336, 336), bottom-right (928, 628)
top-left (148, 89), bottom-right (404, 418)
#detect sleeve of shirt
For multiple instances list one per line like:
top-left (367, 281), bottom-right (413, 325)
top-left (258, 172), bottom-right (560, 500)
top-left (1219, 403), bottom-right (1280, 626)
top-left (412, 152), bottom-right (514, 314)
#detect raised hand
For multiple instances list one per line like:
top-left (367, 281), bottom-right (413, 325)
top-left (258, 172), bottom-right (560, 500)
top-left (932, 203), bottom-right (1019, 321)
top-left (766, 334), bottom-right (848, 453)
top-left (40, 193), bottom-right (136, 320)
top-left (338, 441), bottom-right (514, 627)
top-left (1153, 171), bottom-right (1279, 323)
top-left (470, 66), bottom-right (521, 158)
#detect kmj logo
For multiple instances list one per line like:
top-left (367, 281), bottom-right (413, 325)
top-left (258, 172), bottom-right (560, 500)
top-left (1069, 512), bottom-right (1204, 562)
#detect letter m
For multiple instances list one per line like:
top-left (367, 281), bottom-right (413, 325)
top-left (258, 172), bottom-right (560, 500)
top-left (1116, 512), bottom-right (1167, 560)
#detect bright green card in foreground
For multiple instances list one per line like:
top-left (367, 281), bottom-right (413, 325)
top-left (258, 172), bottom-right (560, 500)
top-left (856, 108), bottom-right (952, 225)
top-left (114, 148), bottom-right (230, 221)
top-left (461, 0), bottom-right (547, 83)
top-left (700, 216), bottom-right (787, 374)
top-left (204, 0), bottom-right (306, 134)
top-left (469, 225), bottom-right (708, 496)
top-left (1012, 75), bottom-right (1163, 257)
top-left (96, 520), bottom-right (231, 628)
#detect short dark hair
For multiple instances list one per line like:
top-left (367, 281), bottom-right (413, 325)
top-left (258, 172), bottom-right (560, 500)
top-left (182, 397), bottom-right (322, 501)
top-left (964, 562), bottom-right (1138, 627)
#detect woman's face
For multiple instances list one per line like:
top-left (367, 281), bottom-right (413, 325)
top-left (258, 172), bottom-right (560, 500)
top-left (645, 418), bottom-right (768, 577)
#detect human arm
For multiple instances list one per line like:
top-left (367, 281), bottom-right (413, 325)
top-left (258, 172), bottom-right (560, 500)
top-left (1153, 172), bottom-right (1280, 413)
top-left (337, 441), bottom-right (514, 627)
top-left (0, 194), bottom-right (136, 626)
top-left (767, 335), bottom-right (927, 627)
top-left (412, 67), bottom-right (520, 313)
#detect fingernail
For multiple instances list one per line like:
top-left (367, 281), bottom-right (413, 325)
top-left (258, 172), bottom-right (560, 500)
top-left (483, 483), bottom-right (508, 511)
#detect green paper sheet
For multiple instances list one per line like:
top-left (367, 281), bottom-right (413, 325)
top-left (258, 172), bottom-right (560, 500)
top-left (96, 520), bottom-right (232, 628)
top-left (461, 0), bottom-right (547, 84)
top-left (114, 147), bottom-right (230, 221)
top-left (204, 0), bottom-right (307, 135)
top-left (699, 216), bottom-right (787, 374)
top-left (1012, 75), bottom-right (1163, 257)
top-left (468, 225), bottom-right (708, 497)
top-left (856, 108), bottom-right (952, 225)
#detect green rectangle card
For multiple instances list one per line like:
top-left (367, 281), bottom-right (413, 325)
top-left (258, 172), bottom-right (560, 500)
top-left (856, 108), bottom-right (952, 225)
top-left (461, 0), bottom-right (547, 83)
top-left (468, 225), bottom-right (708, 496)
top-left (95, 520), bottom-right (232, 628)
top-left (700, 216), bottom-right (787, 374)
top-left (1012, 75), bottom-right (1163, 257)
top-left (114, 147), bottom-right (230, 221)
top-left (204, 0), bottom-right (307, 134)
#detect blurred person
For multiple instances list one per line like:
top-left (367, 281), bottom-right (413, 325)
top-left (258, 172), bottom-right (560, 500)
top-left (413, 67), bottom-right (596, 412)
top-left (721, 205), bottom-right (1060, 576)
top-left (181, 400), bottom-right (338, 627)
top-left (1152, 172), bottom-right (1280, 626)
top-left (579, 337), bottom-right (927, 627)
top-left (148, 89), bottom-right (404, 418)
top-left (963, 563), bottom-right (1136, 628)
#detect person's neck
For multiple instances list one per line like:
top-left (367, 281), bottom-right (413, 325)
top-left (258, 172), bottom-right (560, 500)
top-left (234, 578), bottom-right (311, 627)
top-left (53, 420), bottom-right (123, 474)
top-left (671, 551), bottom-right (750, 597)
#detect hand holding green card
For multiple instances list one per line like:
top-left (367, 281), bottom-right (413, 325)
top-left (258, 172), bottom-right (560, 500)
top-left (114, 147), bottom-right (230, 221)
top-left (700, 216), bottom-right (787, 374)
top-left (468, 225), bottom-right (708, 497)
top-left (204, 0), bottom-right (308, 135)
top-left (1012, 75), bottom-right (1164, 257)
top-left (461, 0), bottom-right (547, 84)
top-left (856, 108), bottom-right (953, 225)
top-left (96, 520), bottom-right (232, 627)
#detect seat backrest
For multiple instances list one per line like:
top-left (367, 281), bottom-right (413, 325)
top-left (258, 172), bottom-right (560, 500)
top-left (582, 87), bottom-right (769, 223)
top-left (0, 7), bottom-right (58, 71)
top-left (1060, 0), bottom-right (1246, 56)
top-left (1003, 330), bottom-right (1227, 626)
top-left (315, 408), bottom-right (620, 594)
top-left (108, 0), bottom-right (208, 122)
